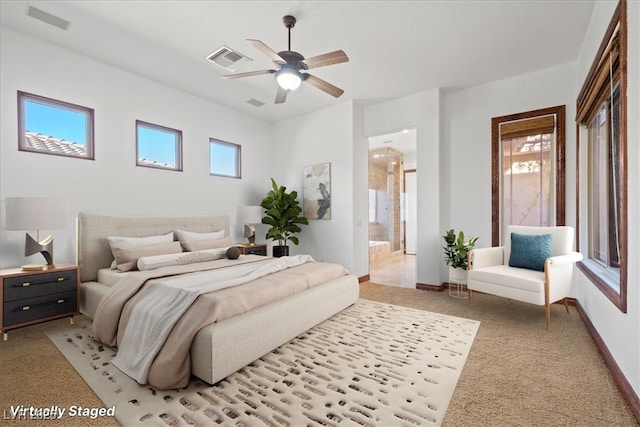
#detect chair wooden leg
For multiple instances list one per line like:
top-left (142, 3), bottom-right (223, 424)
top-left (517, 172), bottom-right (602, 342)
top-left (544, 262), bottom-right (550, 330)
top-left (563, 298), bottom-right (570, 314)
top-left (545, 303), bottom-right (551, 331)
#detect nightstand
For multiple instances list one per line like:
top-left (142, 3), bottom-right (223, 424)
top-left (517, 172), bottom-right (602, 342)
top-left (0, 263), bottom-right (79, 341)
top-left (235, 243), bottom-right (268, 256)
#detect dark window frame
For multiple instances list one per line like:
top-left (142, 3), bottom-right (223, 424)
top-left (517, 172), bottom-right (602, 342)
top-left (135, 120), bottom-right (183, 172)
top-left (209, 138), bottom-right (241, 179)
top-left (17, 91), bottom-right (95, 160)
top-left (575, 0), bottom-right (627, 312)
top-left (491, 105), bottom-right (566, 246)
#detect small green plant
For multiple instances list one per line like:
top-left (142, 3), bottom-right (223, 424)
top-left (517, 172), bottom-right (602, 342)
top-left (260, 178), bottom-right (309, 247)
top-left (442, 229), bottom-right (479, 270)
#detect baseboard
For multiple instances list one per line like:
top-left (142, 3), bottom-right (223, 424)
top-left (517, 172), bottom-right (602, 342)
top-left (358, 274), bottom-right (370, 283)
top-left (416, 283), bottom-right (444, 291)
top-left (575, 301), bottom-right (640, 424)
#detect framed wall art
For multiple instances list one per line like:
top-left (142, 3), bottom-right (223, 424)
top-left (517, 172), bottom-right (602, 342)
top-left (303, 162), bottom-right (331, 220)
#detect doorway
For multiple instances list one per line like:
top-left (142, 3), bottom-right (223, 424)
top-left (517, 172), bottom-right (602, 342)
top-left (368, 129), bottom-right (417, 288)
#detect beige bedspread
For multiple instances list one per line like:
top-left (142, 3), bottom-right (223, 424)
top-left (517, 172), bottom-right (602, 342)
top-left (92, 255), bottom-right (349, 389)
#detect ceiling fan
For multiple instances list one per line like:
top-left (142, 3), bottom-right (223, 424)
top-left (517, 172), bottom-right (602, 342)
top-left (222, 15), bottom-right (349, 104)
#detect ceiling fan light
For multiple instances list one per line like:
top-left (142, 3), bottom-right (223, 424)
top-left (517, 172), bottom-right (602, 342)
top-left (276, 68), bottom-right (302, 91)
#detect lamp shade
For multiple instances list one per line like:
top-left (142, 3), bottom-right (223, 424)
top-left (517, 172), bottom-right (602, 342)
top-left (236, 205), bottom-right (263, 225)
top-left (5, 197), bottom-right (69, 230)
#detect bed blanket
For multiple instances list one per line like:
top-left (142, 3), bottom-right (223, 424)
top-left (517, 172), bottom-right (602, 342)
top-left (92, 255), bottom-right (349, 389)
top-left (114, 255), bottom-right (313, 384)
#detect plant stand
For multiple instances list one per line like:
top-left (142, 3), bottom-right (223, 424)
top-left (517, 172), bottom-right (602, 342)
top-left (448, 266), bottom-right (468, 299)
top-left (448, 278), bottom-right (468, 299)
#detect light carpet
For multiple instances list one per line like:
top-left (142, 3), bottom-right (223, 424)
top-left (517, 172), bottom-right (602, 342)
top-left (47, 299), bottom-right (480, 426)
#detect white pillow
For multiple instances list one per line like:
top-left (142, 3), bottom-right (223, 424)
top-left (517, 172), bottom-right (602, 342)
top-left (137, 247), bottom-right (230, 271)
top-left (113, 241), bottom-right (182, 272)
top-left (107, 232), bottom-right (174, 269)
top-left (108, 232), bottom-right (174, 248)
top-left (175, 229), bottom-right (224, 243)
top-left (181, 237), bottom-right (234, 252)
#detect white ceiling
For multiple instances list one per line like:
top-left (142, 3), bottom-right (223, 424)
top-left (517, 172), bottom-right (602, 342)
top-left (0, 1), bottom-right (595, 124)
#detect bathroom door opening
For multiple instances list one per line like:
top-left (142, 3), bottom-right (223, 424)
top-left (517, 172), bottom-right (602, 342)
top-left (368, 129), bottom-right (417, 287)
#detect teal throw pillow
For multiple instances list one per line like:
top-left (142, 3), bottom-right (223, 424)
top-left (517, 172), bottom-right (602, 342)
top-left (509, 233), bottom-right (552, 272)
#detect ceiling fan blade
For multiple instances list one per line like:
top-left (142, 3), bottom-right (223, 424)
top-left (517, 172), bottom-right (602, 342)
top-left (302, 50), bottom-right (349, 70)
top-left (304, 74), bottom-right (344, 98)
top-left (247, 39), bottom-right (286, 64)
top-left (275, 86), bottom-right (288, 104)
top-left (222, 69), bottom-right (275, 79)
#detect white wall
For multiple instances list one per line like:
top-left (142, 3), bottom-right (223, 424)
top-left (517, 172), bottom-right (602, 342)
top-left (270, 101), bottom-right (362, 275)
top-left (443, 61), bottom-right (577, 243)
top-left (573, 0), bottom-right (640, 399)
top-left (442, 0), bottom-right (639, 399)
top-left (442, 62), bottom-right (577, 280)
top-left (352, 103), bottom-right (369, 278)
top-left (364, 89), bottom-right (442, 286)
top-left (0, 28), bottom-right (274, 268)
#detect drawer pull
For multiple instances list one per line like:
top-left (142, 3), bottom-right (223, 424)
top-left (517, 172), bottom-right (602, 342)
top-left (22, 306), bottom-right (30, 311)
top-left (57, 277), bottom-right (65, 282)
top-left (57, 299), bottom-right (64, 304)
top-left (22, 282), bottom-right (31, 287)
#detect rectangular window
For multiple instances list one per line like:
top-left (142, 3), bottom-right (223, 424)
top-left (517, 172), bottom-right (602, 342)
top-left (502, 132), bottom-right (554, 229)
top-left (576, 0), bottom-right (627, 312)
top-left (17, 91), bottom-right (94, 160)
top-left (587, 84), bottom-right (621, 277)
top-left (136, 120), bottom-right (182, 171)
top-left (209, 138), bottom-right (241, 178)
top-left (493, 107), bottom-right (564, 246)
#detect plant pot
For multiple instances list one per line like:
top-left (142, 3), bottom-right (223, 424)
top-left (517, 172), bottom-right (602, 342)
top-left (448, 266), bottom-right (469, 298)
top-left (448, 266), bottom-right (468, 284)
top-left (272, 245), bottom-right (289, 258)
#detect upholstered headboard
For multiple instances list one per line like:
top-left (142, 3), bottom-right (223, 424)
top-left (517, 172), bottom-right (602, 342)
top-left (76, 212), bottom-right (230, 282)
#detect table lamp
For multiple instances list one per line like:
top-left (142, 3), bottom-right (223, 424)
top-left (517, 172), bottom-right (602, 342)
top-left (5, 197), bottom-right (69, 270)
top-left (236, 205), bottom-right (263, 245)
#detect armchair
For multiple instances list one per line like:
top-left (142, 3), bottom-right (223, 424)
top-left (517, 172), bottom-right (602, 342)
top-left (467, 226), bottom-right (583, 330)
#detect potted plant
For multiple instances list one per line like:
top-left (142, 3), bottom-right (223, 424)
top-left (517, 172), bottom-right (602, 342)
top-left (260, 178), bottom-right (309, 257)
top-left (442, 229), bottom-right (479, 282)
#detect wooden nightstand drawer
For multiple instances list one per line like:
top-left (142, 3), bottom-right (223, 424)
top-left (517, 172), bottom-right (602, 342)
top-left (3, 290), bottom-right (76, 327)
top-left (235, 244), bottom-right (267, 256)
top-left (3, 269), bottom-right (76, 302)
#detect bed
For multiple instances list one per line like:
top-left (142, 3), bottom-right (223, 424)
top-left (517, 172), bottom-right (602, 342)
top-left (76, 212), bottom-right (359, 389)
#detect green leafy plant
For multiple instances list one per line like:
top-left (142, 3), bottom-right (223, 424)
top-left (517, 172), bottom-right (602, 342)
top-left (260, 178), bottom-right (309, 247)
top-left (442, 229), bottom-right (479, 270)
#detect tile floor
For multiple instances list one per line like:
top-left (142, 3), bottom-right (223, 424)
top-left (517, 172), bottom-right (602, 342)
top-left (369, 254), bottom-right (416, 288)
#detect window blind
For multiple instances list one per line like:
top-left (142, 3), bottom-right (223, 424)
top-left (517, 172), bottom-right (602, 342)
top-left (499, 115), bottom-right (555, 140)
top-left (576, 16), bottom-right (621, 124)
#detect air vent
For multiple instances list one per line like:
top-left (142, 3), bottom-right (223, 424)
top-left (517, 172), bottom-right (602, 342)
top-left (207, 46), bottom-right (252, 72)
top-left (26, 5), bottom-right (70, 30)
top-left (246, 99), bottom-right (265, 107)
top-left (383, 140), bottom-right (394, 144)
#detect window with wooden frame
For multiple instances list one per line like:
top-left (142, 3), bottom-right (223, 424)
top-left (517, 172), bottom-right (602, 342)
top-left (17, 91), bottom-right (95, 160)
top-left (136, 120), bottom-right (183, 171)
top-left (491, 105), bottom-right (566, 246)
top-left (576, 0), bottom-right (627, 312)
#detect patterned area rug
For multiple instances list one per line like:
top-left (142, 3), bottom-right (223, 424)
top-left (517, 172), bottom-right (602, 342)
top-left (47, 300), bottom-right (480, 426)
